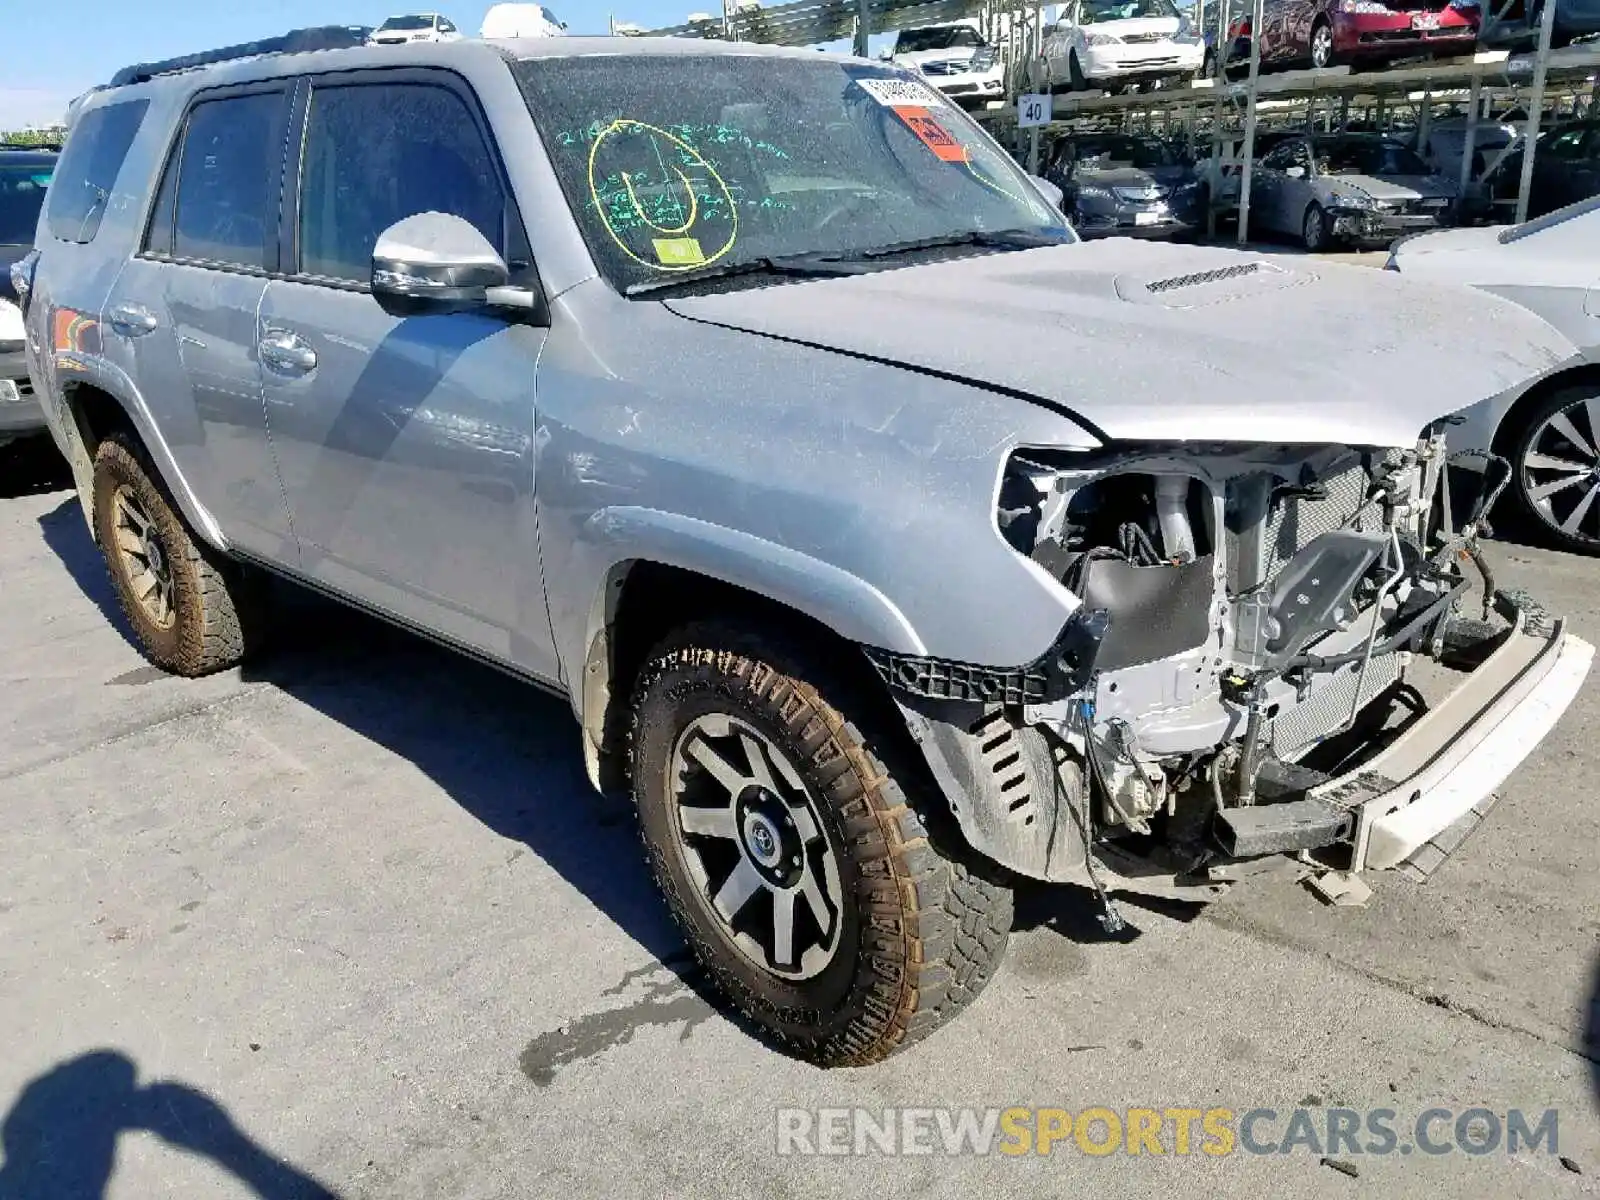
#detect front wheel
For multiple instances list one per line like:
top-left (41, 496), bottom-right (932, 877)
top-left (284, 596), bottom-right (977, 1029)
top-left (630, 623), bottom-right (1013, 1066)
top-left (1506, 386), bottom-right (1600, 555)
top-left (1310, 20), bottom-right (1336, 69)
top-left (1302, 202), bottom-right (1331, 252)
top-left (1068, 51), bottom-right (1088, 91)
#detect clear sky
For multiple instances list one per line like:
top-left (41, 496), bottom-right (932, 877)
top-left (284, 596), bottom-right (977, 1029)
top-left (0, 0), bottom-right (737, 129)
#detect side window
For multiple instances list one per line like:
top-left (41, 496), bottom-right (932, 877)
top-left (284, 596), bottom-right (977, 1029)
top-left (172, 92), bottom-right (284, 269)
top-left (1262, 141), bottom-right (1298, 171)
top-left (296, 81), bottom-right (508, 284)
top-left (46, 99), bottom-right (150, 244)
top-left (440, 17), bottom-right (457, 31)
top-left (1544, 128), bottom-right (1590, 161)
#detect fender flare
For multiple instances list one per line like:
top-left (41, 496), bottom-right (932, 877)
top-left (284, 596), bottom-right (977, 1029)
top-left (572, 505), bottom-right (928, 790)
top-left (53, 352), bottom-right (227, 551)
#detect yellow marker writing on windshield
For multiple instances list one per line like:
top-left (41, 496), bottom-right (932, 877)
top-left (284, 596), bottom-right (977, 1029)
top-left (587, 119), bottom-right (738, 271)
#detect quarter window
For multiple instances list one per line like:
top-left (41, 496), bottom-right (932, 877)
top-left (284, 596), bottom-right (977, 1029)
top-left (46, 99), bottom-right (150, 244)
top-left (296, 82), bottom-right (508, 284)
top-left (171, 93), bottom-right (283, 269)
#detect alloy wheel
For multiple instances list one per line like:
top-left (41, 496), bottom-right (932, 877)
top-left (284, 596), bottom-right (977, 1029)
top-left (668, 712), bottom-right (843, 980)
top-left (110, 485), bottom-right (177, 630)
top-left (1521, 396), bottom-right (1600, 547)
top-left (1303, 205), bottom-right (1327, 251)
top-left (1311, 25), bottom-right (1334, 69)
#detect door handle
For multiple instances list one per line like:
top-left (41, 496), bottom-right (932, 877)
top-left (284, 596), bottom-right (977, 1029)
top-left (108, 304), bottom-right (158, 337)
top-left (259, 329), bottom-right (318, 374)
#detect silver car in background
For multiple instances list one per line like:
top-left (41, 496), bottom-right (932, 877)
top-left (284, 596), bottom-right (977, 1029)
top-left (1252, 132), bottom-right (1458, 251)
top-left (1389, 196), bottom-right (1600, 554)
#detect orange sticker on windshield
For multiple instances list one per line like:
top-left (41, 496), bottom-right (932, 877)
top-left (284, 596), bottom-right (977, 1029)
top-left (892, 106), bottom-right (968, 163)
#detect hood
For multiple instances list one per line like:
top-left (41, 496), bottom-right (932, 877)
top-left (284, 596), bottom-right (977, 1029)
top-left (661, 240), bottom-right (1573, 447)
top-left (895, 46), bottom-right (981, 64)
top-left (1085, 16), bottom-right (1182, 36)
top-left (1328, 173), bottom-right (1455, 201)
top-left (1078, 164), bottom-right (1191, 188)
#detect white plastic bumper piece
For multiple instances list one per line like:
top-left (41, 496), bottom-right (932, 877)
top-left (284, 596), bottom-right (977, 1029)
top-left (1308, 618), bottom-right (1593, 873)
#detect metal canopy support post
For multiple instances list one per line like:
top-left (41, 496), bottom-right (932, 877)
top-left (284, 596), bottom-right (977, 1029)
top-left (1235, 0), bottom-right (1267, 244)
top-left (854, 0), bottom-right (871, 56)
top-left (1459, 69), bottom-right (1482, 205)
top-left (1516, 0), bottom-right (1559, 223)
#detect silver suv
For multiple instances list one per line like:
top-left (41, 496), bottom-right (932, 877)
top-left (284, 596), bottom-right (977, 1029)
top-left (14, 33), bottom-right (1594, 1065)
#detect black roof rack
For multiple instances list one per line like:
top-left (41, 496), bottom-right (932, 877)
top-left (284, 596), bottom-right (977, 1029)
top-left (108, 24), bottom-right (373, 87)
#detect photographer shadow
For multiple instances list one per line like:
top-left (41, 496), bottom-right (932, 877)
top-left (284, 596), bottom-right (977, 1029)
top-left (0, 1049), bottom-right (339, 1199)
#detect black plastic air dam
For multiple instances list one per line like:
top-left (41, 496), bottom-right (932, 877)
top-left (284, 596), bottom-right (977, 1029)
top-left (1080, 554), bottom-right (1215, 671)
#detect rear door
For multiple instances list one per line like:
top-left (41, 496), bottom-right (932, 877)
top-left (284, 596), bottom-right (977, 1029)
top-left (103, 83), bottom-right (296, 558)
top-left (256, 69), bottom-right (554, 671)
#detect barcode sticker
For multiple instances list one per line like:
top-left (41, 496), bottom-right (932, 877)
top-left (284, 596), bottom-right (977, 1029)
top-left (855, 77), bottom-right (946, 108)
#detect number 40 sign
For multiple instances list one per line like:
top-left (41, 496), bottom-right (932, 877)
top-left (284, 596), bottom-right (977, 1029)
top-left (1017, 93), bottom-right (1052, 128)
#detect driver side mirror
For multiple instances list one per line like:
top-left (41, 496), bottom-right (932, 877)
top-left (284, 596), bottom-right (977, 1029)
top-left (877, 47), bottom-right (894, 60)
top-left (371, 212), bottom-right (525, 315)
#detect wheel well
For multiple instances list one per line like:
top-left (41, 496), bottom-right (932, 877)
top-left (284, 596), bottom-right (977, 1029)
top-left (62, 382), bottom-right (137, 459)
top-left (589, 561), bottom-right (887, 794)
top-left (1489, 364), bottom-right (1600, 457)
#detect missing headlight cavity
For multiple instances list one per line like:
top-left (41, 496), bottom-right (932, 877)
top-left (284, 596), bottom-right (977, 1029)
top-left (999, 455), bottom-right (1216, 669)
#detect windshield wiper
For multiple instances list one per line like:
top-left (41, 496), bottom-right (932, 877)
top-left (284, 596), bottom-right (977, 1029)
top-left (624, 253), bottom-right (865, 297)
top-left (821, 228), bottom-right (1071, 263)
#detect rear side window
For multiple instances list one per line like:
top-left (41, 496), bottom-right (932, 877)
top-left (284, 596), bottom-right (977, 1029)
top-left (169, 92), bottom-right (284, 270)
top-left (296, 81), bottom-right (508, 283)
top-left (46, 99), bottom-right (149, 244)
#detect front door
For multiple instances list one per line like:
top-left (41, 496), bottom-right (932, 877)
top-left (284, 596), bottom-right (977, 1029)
top-left (258, 70), bottom-right (555, 675)
top-left (102, 84), bottom-right (294, 559)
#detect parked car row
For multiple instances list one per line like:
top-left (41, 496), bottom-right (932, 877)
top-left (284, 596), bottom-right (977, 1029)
top-left (1037, 126), bottom-right (1462, 250)
top-left (1172, 0), bottom-right (1600, 80)
top-left (365, 6), bottom-right (566, 45)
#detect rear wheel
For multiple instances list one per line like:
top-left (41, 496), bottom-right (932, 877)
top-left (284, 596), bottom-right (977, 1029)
top-left (630, 622), bottom-right (1012, 1066)
top-left (91, 433), bottom-right (266, 675)
top-left (1507, 386), bottom-right (1600, 555)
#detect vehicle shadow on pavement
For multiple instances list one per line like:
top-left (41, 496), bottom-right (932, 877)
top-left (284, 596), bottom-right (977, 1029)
top-left (0, 437), bottom-right (71, 500)
top-left (1587, 955), bottom-right (1600, 1106)
top-left (35, 498), bottom-right (135, 642)
top-left (0, 1049), bottom-right (339, 1199)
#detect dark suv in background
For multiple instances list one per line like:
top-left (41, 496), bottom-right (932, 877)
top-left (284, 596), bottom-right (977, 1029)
top-left (1, 145), bottom-right (56, 447)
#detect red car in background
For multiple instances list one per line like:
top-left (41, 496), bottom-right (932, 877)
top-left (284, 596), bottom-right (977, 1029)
top-left (1254, 0), bottom-right (1479, 69)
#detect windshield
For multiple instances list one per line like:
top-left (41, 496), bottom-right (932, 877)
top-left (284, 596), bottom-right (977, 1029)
top-left (1080, 0), bottom-right (1179, 23)
top-left (0, 160), bottom-right (53, 246)
top-left (514, 55), bottom-right (1070, 293)
top-left (377, 15), bottom-right (434, 30)
top-left (1315, 138), bottom-right (1430, 176)
top-left (1070, 135), bottom-right (1180, 169)
top-left (896, 26), bottom-right (985, 52)
top-left (540, 6), bottom-right (560, 21)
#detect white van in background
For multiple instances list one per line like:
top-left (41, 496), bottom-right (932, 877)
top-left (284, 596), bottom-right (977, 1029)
top-left (481, 3), bottom-right (567, 37)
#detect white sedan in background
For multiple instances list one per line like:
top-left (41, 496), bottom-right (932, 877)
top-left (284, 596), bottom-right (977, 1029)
top-left (1040, 0), bottom-right (1205, 92)
top-left (367, 13), bottom-right (465, 44)
top-left (1389, 197), bottom-right (1600, 554)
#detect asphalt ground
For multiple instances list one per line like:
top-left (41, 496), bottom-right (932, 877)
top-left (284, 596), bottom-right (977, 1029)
top-left (1, 429), bottom-right (1596, 1200)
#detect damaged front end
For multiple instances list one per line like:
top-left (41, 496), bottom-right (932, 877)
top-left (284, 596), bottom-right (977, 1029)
top-left (867, 430), bottom-right (1594, 906)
